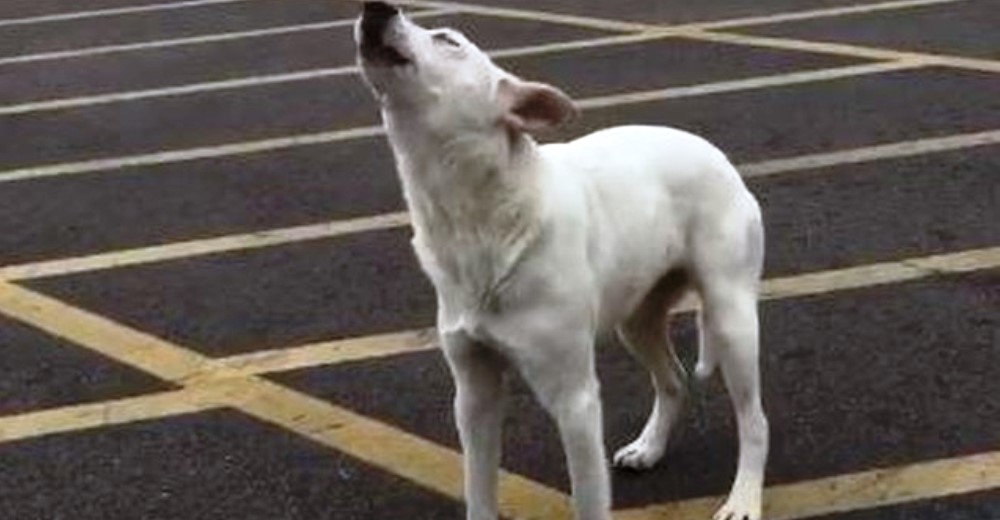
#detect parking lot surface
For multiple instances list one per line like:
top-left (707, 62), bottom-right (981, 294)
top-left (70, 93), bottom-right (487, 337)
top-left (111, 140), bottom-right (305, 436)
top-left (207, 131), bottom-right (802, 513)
top-left (0, 0), bottom-right (997, 518)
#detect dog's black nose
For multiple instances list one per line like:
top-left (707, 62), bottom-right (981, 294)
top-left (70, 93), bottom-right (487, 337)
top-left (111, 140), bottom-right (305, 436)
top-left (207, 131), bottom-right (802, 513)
top-left (363, 1), bottom-right (399, 18)
top-left (360, 2), bottom-right (399, 45)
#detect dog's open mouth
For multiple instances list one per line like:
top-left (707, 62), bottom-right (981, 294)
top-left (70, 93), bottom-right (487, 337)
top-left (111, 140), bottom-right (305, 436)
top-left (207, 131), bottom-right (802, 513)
top-left (362, 41), bottom-right (411, 67)
top-left (359, 1), bottom-right (412, 67)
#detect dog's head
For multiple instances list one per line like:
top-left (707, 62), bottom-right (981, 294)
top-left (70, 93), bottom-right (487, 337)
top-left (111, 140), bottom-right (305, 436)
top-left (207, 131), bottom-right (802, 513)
top-left (355, 2), bottom-right (577, 138)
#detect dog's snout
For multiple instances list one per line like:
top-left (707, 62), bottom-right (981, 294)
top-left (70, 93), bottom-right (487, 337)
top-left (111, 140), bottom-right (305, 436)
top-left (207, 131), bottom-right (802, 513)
top-left (360, 2), bottom-right (399, 45)
top-left (358, 1), bottom-right (410, 66)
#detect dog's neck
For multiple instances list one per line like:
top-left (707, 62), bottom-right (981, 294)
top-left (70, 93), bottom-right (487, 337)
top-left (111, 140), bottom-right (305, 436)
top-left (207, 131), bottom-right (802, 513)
top-left (385, 113), bottom-right (544, 309)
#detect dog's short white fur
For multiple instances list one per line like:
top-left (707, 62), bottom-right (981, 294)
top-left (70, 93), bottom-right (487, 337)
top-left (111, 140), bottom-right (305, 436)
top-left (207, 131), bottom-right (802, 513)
top-left (355, 4), bottom-right (769, 519)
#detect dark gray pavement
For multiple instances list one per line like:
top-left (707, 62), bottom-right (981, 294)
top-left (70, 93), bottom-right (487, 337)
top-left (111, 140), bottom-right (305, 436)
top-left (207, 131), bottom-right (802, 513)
top-left (0, 0), bottom-right (998, 518)
top-left (738, 0), bottom-right (1000, 60)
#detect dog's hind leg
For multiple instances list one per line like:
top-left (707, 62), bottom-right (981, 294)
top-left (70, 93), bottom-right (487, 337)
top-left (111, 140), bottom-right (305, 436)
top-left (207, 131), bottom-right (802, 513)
top-left (699, 280), bottom-right (768, 520)
top-left (692, 220), bottom-right (768, 520)
top-left (442, 330), bottom-right (508, 520)
top-left (612, 270), bottom-right (689, 470)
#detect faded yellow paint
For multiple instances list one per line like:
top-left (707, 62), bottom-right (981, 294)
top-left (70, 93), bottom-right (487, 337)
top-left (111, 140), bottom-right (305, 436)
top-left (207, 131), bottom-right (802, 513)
top-left (617, 452), bottom-right (1000, 520)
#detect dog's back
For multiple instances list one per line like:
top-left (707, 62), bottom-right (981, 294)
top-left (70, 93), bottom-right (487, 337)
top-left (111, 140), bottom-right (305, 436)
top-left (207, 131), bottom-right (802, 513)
top-left (537, 125), bottom-right (762, 329)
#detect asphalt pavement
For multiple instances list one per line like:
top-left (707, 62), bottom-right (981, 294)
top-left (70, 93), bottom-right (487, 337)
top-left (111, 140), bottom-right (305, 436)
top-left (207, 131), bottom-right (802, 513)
top-left (0, 0), bottom-right (997, 519)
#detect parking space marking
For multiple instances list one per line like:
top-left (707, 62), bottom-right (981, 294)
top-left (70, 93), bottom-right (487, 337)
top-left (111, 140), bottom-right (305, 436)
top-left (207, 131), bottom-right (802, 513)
top-left (234, 379), bottom-right (572, 519)
top-left (0, 226), bottom-right (990, 438)
top-left (382, 0), bottom-right (999, 74)
top-left (4, 1), bottom-right (993, 115)
top-left (0, 60), bottom-right (932, 180)
top-left (0, 0), bottom-right (961, 68)
top-left (0, 9), bottom-right (452, 66)
top-left (762, 246), bottom-right (1000, 299)
top-left (0, 49), bottom-right (904, 115)
top-left (0, 31), bottom-right (687, 115)
top-left (208, 329), bottom-right (437, 379)
top-left (381, 0), bottom-right (966, 32)
top-left (0, 65), bottom-right (360, 115)
top-left (617, 451), bottom-right (1000, 520)
top-left (576, 60), bottom-right (921, 110)
top-left (0, 279), bottom-right (571, 518)
top-left (686, 30), bottom-right (1000, 74)
top-left (0, 0), bottom-right (252, 28)
top-left (0, 246), bottom-right (996, 518)
top-left (741, 129), bottom-right (1000, 178)
top-left (0, 212), bottom-right (411, 280)
top-left (373, 0), bottom-right (657, 32)
top-left (2, 129), bottom-right (995, 280)
top-left (0, 126), bottom-right (385, 184)
top-left (694, 0), bottom-right (966, 30)
top-left (10, 244), bottom-right (975, 387)
top-left (1, 0), bottom-right (993, 518)
top-left (203, 246), bottom-right (997, 374)
top-left (0, 386), bottom-right (226, 443)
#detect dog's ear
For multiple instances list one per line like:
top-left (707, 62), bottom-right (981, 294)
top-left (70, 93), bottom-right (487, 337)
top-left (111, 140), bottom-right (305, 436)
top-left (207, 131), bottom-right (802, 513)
top-left (497, 77), bottom-right (578, 133)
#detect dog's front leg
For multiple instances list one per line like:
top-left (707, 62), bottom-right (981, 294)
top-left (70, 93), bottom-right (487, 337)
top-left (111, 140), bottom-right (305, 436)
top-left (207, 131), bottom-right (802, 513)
top-left (442, 330), bottom-right (508, 520)
top-left (512, 331), bottom-right (611, 520)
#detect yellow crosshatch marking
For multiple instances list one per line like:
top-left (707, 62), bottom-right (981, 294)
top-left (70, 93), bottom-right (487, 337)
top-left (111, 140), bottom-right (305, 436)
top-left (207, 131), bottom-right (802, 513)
top-left (0, 0), bottom-right (997, 516)
top-left (617, 451), bottom-right (1000, 520)
top-left (0, 9), bottom-right (456, 67)
top-left (378, 0), bottom-right (1000, 72)
top-left (0, 246), bottom-right (998, 518)
top-left (0, 279), bottom-right (571, 519)
top-left (0, 0), bottom-right (253, 28)
top-left (0, 61), bottom-right (944, 182)
top-left (685, 30), bottom-right (1000, 74)
top-left (0, 129), bottom-right (996, 280)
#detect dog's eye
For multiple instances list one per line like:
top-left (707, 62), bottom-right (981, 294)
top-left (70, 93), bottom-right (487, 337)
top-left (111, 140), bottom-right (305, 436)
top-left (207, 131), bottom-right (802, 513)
top-left (432, 32), bottom-right (461, 47)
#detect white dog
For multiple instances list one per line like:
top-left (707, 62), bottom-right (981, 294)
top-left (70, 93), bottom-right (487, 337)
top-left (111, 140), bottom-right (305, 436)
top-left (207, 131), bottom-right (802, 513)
top-left (355, 3), bottom-right (769, 519)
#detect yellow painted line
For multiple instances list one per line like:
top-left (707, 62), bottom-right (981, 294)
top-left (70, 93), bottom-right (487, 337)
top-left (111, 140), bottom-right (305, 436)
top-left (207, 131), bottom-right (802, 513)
top-left (0, 212), bottom-right (411, 280)
top-left (0, 0), bottom-right (960, 67)
top-left (686, 30), bottom-right (1000, 74)
top-left (0, 247), bottom-right (997, 517)
top-left (487, 31), bottom-right (676, 59)
top-left (0, 386), bottom-right (229, 443)
top-left (0, 65), bottom-right (359, 116)
top-left (232, 378), bottom-right (571, 519)
top-left (0, 59), bottom-right (932, 181)
top-left (616, 451), bottom-right (1000, 520)
top-left (0, 279), bottom-right (569, 517)
top-left (0, 10), bottom-right (452, 66)
top-left (6, 1), bottom-right (986, 118)
top-left (907, 247), bottom-right (1000, 273)
top-left (0, 0), bottom-right (969, 114)
top-left (207, 328), bottom-right (438, 379)
top-left (3, 129), bottom-right (996, 281)
top-left (576, 60), bottom-right (922, 110)
top-left (0, 125), bottom-right (385, 184)
top-left (197, 245), bottom-right (1000, 377)
top-left (0, 281), bottom-right (209, 380)
top-left (695, 0), bottom-right (966, 30)
top-left (0, 31), bottom-right (671, 116)
top-left (372, 0), bottom-right (968, 34)
top-left (382, 0), bottom-right (657, 32)
top-left (654, 246), bottom-right (1000, 313)
top-left (384, 0), bottom-right (997, 75)
top-left (0, 0), bottom-right (253, 28)
top-left (760, 247), bottom-right (999, 301)
top-left (741, 129), bottom-right (1000, 178)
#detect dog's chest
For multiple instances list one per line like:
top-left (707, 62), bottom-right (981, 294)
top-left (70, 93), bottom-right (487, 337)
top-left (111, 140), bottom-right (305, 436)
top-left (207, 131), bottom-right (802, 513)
top-left (411, 219), bottom-right (536, 311)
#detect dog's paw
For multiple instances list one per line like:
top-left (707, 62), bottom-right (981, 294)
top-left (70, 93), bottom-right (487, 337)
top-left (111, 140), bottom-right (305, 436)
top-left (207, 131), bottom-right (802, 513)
top-left (612, 438), bottom-right (664, 470)
top-left (713, 491), bottom-right (762, 520)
